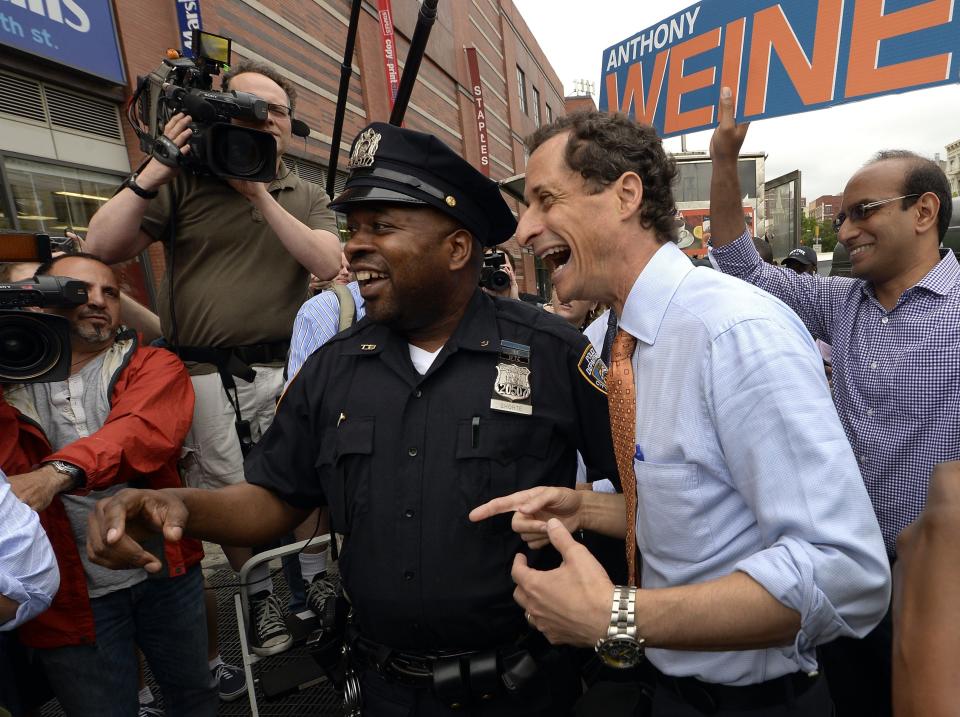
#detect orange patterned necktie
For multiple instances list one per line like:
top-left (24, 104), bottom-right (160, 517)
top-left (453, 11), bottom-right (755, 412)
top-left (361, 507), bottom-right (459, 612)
top-left (608, 328), bottom-right (639, 586)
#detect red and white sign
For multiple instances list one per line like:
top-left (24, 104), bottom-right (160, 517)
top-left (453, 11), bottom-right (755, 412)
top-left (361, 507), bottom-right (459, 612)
top-left (464, 47), bottom-right (490, 176)
top-left (378, 0), bottom-right (399, 107)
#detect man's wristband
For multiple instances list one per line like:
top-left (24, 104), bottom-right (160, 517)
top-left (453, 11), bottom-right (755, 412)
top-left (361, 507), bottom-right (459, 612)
top-left (122, 173), bottom-right (159, 200)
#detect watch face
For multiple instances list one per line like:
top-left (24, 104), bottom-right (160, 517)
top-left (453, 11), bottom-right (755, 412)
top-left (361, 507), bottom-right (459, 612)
top-left (598, 636), bottom-right (643, 669)
top-left (50, 461), bottom-right (80, 479)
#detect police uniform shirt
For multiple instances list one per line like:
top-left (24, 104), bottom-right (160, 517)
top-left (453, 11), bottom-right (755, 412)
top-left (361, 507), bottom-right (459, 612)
top-left (245, 290), bottom-right (617, 650)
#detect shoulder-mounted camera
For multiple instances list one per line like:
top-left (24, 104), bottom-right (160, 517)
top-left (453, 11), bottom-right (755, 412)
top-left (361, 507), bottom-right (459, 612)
top-left (131, 30), bottom-right (282, 182)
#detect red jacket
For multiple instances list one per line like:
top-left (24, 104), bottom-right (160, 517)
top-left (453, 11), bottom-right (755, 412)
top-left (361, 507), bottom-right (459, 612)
top-left (0, 331), bottom-right (203, 648)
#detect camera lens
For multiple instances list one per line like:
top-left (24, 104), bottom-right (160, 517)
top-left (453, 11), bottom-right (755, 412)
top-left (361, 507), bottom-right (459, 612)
top-left (209, 124), bottom-right (275, 180)
top-left (219, 128), bottom-right (266, 176)
top-left (490, 269), bottom-right (511, 292)
top-left (0, 313), bottom-right (62, 381)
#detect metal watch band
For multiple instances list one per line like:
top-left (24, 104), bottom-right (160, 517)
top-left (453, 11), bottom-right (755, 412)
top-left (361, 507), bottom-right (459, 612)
top-left (608, 585), bottom-right (638, 638)
top-left (125, 173), bottom-right (159, 200)
top-left (45, 460), bottom-right (85, 490)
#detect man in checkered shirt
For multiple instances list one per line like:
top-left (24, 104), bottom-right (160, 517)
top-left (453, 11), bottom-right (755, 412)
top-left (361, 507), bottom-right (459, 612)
top-left (708, 87), bottom-right (959, 717)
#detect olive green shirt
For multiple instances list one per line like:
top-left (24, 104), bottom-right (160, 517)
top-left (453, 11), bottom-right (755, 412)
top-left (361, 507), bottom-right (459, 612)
top-left (141, 169), bottom-right (338, 359)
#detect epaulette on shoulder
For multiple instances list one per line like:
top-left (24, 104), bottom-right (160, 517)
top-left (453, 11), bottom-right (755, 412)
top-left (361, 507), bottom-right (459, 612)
top-left (324, 315), bottom-right (372, 346)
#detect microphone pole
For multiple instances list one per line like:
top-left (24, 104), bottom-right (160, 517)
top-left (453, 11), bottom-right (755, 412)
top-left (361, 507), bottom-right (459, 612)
top-left (326, 0), bottom-right (363, 200)
top-left (389, 0), bottom-right (439, 126)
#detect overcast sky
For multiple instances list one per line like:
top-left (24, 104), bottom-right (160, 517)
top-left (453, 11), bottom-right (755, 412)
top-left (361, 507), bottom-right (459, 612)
top-left (511, 0), bottom-right (960, 202)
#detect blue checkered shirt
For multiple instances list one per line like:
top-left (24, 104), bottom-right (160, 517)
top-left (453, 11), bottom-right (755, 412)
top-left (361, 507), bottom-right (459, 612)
top-left (711, 231), bottom-right (960, 554)
top-left (287, 281), bottom-right (365, 386)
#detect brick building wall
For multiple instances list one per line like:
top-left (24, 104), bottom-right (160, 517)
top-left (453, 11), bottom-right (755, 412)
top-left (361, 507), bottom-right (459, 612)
top-left (111, 0), bottom-right (565, 296)
top-left (808, 194), bottom-right (844, 222)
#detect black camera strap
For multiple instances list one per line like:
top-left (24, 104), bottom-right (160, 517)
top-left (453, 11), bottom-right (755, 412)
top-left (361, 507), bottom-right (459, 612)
top-left (152, 135), bottom-right (182, 169)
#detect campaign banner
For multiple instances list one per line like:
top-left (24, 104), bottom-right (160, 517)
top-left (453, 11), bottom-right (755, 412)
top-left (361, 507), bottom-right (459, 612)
top-left (175, 0), bottom-right (203, 58)
top-left (465, 47), bottom-right (491, 176)
top-left (377, 0), bottom-right (399, 107)
top-left (599, 0), bottom-right (960, 138)
top-left (0, 0), bottom-right (125, 83)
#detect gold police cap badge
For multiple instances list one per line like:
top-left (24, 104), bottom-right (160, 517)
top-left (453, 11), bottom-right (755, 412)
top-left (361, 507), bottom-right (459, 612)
top-left (349, 128), bottom-right (381, 169)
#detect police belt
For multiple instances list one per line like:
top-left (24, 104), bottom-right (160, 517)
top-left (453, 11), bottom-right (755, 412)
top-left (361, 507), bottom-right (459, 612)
top-left (175, 341), bottom-right (290, 383)
top-left (349, 629), bottom-right (547, 705)
top-left (652, 665), bottom-right (822, 714)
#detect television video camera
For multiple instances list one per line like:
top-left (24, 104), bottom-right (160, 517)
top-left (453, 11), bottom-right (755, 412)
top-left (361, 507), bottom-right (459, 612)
top-left (0, 232), bottom-right (87, 383)
top-left (480, 250), bottom-right (511, 293)
top-left (132, 30), bottom-right (278, 182)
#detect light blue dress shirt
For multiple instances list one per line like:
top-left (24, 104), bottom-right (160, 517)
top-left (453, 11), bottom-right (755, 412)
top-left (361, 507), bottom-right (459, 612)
top-left (287, 281), bottom-right (366, 385)
top-left (623, 242), bottom-right (889, 685)
top-left (0, 468), bottom-right (60, 630)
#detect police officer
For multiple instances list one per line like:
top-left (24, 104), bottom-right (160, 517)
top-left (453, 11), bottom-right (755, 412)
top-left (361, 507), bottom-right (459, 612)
top-left (87, 123), bottom-right (618, 716)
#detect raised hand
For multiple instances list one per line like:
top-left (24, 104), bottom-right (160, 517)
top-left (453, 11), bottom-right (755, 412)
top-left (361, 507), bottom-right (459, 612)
top-left (709, 86), bottom-right (750, 164)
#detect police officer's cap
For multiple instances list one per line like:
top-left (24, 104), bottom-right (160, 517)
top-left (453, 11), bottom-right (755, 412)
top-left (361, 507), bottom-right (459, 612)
top-left (330, 123), bottom-right (516, 247)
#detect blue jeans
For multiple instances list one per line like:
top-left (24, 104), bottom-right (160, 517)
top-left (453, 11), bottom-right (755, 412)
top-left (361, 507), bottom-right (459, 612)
top-left (36, 565), bottom-right (217, 717)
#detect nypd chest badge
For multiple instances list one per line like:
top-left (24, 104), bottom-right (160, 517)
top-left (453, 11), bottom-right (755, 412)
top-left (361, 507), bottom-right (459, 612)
top-left (490, 340), bottom-right (533, 415)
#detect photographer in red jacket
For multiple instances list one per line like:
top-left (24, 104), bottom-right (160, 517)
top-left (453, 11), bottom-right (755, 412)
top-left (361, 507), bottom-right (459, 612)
top-left (0, 254), bottom-right (215, 717)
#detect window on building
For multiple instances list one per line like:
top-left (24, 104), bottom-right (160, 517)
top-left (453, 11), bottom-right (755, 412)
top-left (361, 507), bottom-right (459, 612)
top-left (2, 156), bottom-right (123, 235)
top-left (0, 154), bottom-right (154, 305)
top-left (546, 104), bottom-right (553, 124)
top-left (516, 66), bottom-right (527, 115)
top-left (532, 86), bottom-right (541, 127)
top-left (534, 254), bottom-right (552, 299)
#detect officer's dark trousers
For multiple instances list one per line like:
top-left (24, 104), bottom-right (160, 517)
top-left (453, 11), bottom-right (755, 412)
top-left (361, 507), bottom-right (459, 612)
top-left (819, 603), bottom-right (893, 717)
top-left (357, 648), bottom-right (580, 717)
top-left (650, 673), bottom-right (834, 716)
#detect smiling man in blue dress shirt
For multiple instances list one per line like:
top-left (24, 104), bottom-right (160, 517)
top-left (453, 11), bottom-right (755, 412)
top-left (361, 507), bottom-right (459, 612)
top-left (471, 111), bottom-right (890, 716)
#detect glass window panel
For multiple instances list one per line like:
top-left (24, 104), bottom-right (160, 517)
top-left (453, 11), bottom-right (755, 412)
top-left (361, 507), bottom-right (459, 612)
top-left (4, 157), bottom-right (122, 235)
top-left (674, 160), bottom-right (757, 203)
top-left (764, 180), bottom-right (798, 261)
top-left (517, 67), bottom-right (527, 115)
top-left (534, 254), bottom-right (551, 299)
top-left (2, 157), bottom-right (155, 307)
top-left (0, 169), bottom-right (11, 230)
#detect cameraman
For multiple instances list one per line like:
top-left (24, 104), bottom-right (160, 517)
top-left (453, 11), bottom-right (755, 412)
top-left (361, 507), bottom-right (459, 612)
top-left (0, 253), bottom-right (215, 716)
top-left (86, 60), bottom-right (342, 659)
top-left (480, 249), bottom-right (520, 299)
top-left (1, 237), bottom-right (162, 345)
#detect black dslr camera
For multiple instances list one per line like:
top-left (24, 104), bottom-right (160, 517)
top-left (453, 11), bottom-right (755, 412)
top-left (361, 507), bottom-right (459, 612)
top-left (480, 251), bottom-right (511, 292)
top-left (132, 30), bottom-right (276, 182)
top-left (0, 232), bottom-right (87, 383)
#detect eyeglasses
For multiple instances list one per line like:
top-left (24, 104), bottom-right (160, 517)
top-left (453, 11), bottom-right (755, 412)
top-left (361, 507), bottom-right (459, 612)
top-left (266, 103), bottom-right (293, 118)
top-left (832, 194), bottom-right (920, 233)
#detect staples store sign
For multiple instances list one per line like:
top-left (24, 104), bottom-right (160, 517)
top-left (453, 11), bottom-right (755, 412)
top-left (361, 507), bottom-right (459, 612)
top-left (0, 0), bottom-right (125, 84)
top-left (599, 0), bottom-right (959, 138)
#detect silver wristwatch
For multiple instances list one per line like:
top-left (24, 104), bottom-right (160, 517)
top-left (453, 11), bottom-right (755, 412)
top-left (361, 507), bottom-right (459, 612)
top-left (595, 585), bottom-right (645, 669)
top-left (44, 460), bottom-right (85, 490)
